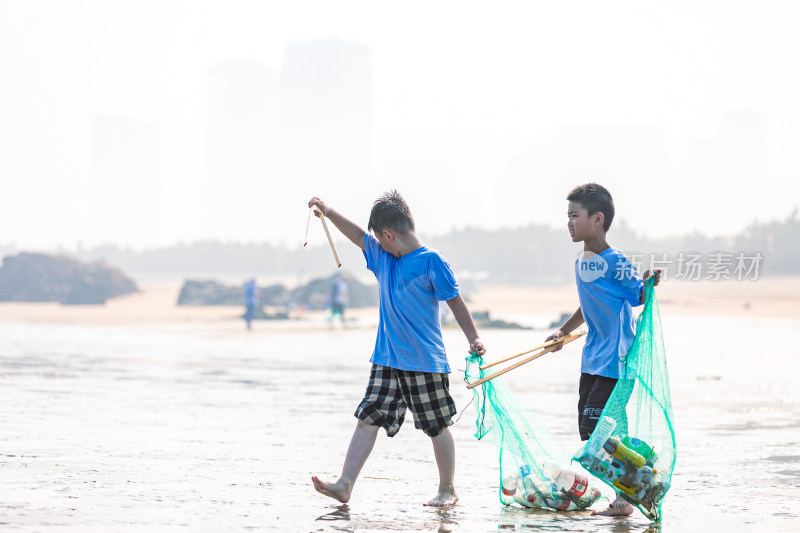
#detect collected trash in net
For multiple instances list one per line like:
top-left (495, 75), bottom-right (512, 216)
top-left (573, 277), bottom-right (676, 521)
top-left (465, 335), bottom-right (603, 511)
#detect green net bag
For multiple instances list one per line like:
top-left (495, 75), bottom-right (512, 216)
top-left (573, 277), bottom-right (676, 521)
top-left (465, 355), bottom-right (604, 511)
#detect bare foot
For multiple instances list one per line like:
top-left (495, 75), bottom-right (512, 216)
top-left (591, 496), bottom-right (634, 516)
top-left (424, 490), bottom-right (458, 507)
top-left (311, 476), bottom-right (352, 504)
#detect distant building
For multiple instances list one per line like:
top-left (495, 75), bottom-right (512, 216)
top-left (91, 115), bottom-right (160, 243)
top-left (278, 39), bottom-right (372, 185)
top-left (207, 61), bottom-right (278, 211)
top-left (694, 110), bottom-right (769, 186)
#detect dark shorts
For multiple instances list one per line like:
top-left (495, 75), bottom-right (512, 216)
top-left (354, 364), bottom-right (456, 438)
top-left (578, 373), bottom-right (635, 440)
top-left (578, 373), bottom-right (619, 441)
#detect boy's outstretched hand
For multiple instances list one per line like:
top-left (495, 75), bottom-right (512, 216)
top-left (308, 197), bottom-right (328, 217)
top-left (469, 338), bottom-right (486, 357)
top-left (643, 269), bottom-right (662, 286)
top-left (545, 330), bottom-right (565, 352)
top-left (306, 197), bottom-right (366, 250)
top-left (639, 269), bottom-right (662, 303)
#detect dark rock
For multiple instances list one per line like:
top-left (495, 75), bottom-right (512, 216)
top-left (289, 272), bottom-right (377, 309)
top-left (177, 280), bottom-right (242, 306)
top-left (473, 309), bottom-right (531, 330)
top-left (259, 284), bottom-right (291, 306)
top-left (177, 280), bottom-right (290, 307)
top-left (446, 309), bottom-right (531, 330)
top-left (242, 308), bottom-right (290, 320)
top-left (471, 311), bottom-right (491, 321)
top-left (549, 312), bottom-right (572, 329)
top-left (177, 271), bottom-right (378, 310)
top-left (64, 276), bottom-right (108, 305)
top-left (443, 308), bottom-right (530, 330)
top-left (0, 253), bottom-right (138, 305)
top-left (475, 317), bottom-right (531, 330)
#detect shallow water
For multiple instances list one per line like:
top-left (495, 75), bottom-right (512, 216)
top-left (1, 313), bottom-right (799, 532)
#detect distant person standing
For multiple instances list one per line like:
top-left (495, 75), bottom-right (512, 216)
top-left (244, 277), bottom-right (259, 330)
top-left (329, 276), bottom-right (349, 327)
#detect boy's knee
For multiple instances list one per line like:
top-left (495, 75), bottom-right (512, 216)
top-left (424, 428), bottom-right (443, 438)
top-left (422, 422), bottom-right (452, 438)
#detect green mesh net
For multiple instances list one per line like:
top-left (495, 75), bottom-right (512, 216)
top-left (465, 356), bottom-right (604, 511)
top-left (573, 278), bottom-right (676, 521)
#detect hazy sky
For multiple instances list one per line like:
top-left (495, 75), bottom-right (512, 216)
top-left (2, 1), bottom-right (799, 250)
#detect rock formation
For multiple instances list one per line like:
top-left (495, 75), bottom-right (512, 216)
top-left (0, 253), bottom-right (138, 305)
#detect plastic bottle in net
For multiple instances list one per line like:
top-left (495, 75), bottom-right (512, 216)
top-left (573, 278), bottom-right (676, 521)
top-left (465, 355), bottom-right (604, 512)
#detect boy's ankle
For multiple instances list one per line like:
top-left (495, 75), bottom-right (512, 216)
top-left (437, 484), bottom-right (456, 494)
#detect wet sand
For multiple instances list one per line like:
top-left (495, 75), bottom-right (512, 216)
top-left (1, 279), bottom-right (799, 531)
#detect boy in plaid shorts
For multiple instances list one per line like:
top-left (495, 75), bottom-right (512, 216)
top-left (309, 191), bottom-right (486, 507)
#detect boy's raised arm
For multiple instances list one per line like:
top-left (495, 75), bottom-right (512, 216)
top-left (308, 197), bottom-right (366, 250)
top-left (446, 295), bottom-right (486, 356)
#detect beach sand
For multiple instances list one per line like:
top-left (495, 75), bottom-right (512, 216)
top-left (1, 277), bottom-right (799, 532)
top-left (467, 276), bottom-right (800, 321)
top-left (1, 275), bottom-right (797, 326)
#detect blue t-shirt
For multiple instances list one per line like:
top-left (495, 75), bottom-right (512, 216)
top-left (245, 280), bottom-right (258, 306)
top-left (575, 247), bottom-right (644, 379)
top-left (363, 232), bottom-right (460, 373)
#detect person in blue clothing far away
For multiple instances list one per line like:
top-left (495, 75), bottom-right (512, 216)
top-left (244, 276), bottom-right (259, 330)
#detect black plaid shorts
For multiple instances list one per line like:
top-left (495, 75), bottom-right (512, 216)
top-left (354, 364), bottom-right (456, 438)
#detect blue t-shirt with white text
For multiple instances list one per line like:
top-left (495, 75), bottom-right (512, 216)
top-left (363, 233), bottom-right (460, 373)
top-left (575, 247), bottom-right (644, 379)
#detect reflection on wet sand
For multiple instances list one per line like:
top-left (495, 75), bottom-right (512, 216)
top-left (315, 504), bottom-right (462, 532)
top-left (316, 504), bottom-right (351, 522)
top-left (1, 311), bottom-right (799, 532)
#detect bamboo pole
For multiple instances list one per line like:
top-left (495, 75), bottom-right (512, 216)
top-left (318, 211), bottom-right (342, 268)
top-left (479, 331), bottom-right (586, 370)
top-left (466, 331), bottom-right (586, 390)
top-left (303, 207), bottom-right (313, 246)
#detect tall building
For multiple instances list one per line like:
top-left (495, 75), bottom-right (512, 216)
top-left (91, 115), bottom-right (160, 243)
top-left (688, 110), bottom-right (769, 191)
top-left (207, 61), bottom-right (278, 211)
top-left (278, 39), bottom-right (371, 186)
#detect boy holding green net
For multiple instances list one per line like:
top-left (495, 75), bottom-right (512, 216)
top-left (545, 183), bottom-right (661, 516)
top-left (308, 191), bottom-right (486, 507)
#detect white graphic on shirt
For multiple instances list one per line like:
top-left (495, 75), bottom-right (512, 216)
top-left (577, 251), bottom-right (608, 283)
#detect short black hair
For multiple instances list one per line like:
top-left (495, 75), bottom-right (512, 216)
top-left (368, 190), bottom-right (415, 235)
top-left (567, 183), bottom-right (615, 232)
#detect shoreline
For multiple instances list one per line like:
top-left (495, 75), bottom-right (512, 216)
top-left (0, 276), bottom-right (797, 326)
